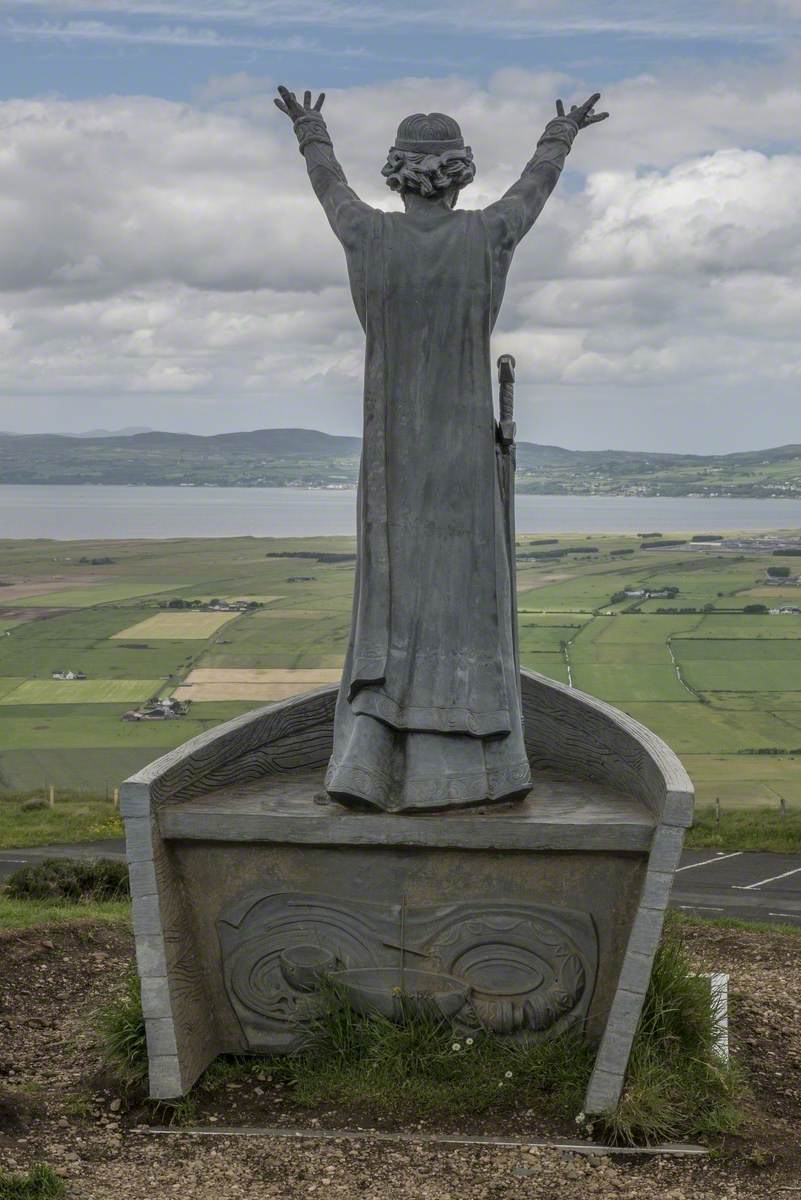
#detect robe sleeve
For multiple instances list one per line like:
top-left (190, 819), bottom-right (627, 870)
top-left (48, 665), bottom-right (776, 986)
top-left (482, 116), bottom-right (579, 253)
top-left (291, 112), bottom-right (375, 251)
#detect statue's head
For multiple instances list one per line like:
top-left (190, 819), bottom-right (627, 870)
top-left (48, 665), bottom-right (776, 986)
top-left (382, 113), bottom-right (475, 206)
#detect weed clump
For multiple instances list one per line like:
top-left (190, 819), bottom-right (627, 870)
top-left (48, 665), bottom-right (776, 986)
top-left (600, 914), bottom-right (741, 1145)
top-left (274, 982), bottom-right (594, 1119)
top-left (0, 1163), bottom-right (65, 1199)
top-left (97, 974), bottom-right (148, 1090)
top-left (5, 858), bottom-right (129, 903)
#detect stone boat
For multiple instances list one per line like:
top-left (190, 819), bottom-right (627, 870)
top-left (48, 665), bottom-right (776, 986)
top-left (121, 667), bottom-right (693, 1115)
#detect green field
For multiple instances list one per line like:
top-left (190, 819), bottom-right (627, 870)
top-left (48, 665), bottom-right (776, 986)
top-left (0, 678), bottom-right (163, 705)
top-left (1, 531), bottom-right (801, 817)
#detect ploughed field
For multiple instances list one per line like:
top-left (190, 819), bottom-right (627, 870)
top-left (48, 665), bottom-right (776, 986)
top-left (1, 531), bottom-right (801, 816)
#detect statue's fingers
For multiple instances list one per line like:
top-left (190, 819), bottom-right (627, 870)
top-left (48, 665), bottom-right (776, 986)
top-left (555, 98), bottom-right (565, 117)
top-left (586, 111), bottom-right (609, 124)
top-left (278, 84), bottom-right (300, 113)
top-left (303, 90), bottom-right (312, 109)
top-left (273, 98), bottom-right (291, 115)
top-left (314, 92), bottom-right (326, 111)
top-left (581, 92), bottom-right (602, 115)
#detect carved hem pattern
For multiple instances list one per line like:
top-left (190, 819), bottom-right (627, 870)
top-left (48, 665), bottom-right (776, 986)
top-left (350, 687), bottom-right (512, 738)
top-left (325, 753), bottom-right (532, 812)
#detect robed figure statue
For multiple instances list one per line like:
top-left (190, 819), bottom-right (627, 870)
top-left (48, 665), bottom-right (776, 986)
top-left (275, 86), bottom-right (608, 813)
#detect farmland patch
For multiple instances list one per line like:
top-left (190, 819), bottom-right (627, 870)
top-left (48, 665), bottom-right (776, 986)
top-left (569, 663), bottom-right (692, 702)
top-left (112, 612), bottom-right (239, 640)
top-left (0, 678), bottom-right (163, 705)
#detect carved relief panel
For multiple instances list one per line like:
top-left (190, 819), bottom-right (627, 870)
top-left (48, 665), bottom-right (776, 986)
top-left (217, 891), bottom-right (597, 1051)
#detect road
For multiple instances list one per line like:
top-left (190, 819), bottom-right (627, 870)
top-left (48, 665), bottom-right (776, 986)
top-left (1, 841), bottom-right (800, 928)
top-left (671, 848), bottom-right (801, 926)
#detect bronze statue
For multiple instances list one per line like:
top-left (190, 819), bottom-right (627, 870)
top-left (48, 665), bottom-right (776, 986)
top-left (275, 86), bottom-right (608, 812)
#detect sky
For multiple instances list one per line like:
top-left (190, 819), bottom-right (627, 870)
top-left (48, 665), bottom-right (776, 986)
top-left (1, 1), bottom-right (800, 451)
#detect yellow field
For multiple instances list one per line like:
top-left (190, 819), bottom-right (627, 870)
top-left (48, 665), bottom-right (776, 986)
top-left (173, 666), bottom-right (341, 702)
top-left (112, 612), bottom-right (238, 640)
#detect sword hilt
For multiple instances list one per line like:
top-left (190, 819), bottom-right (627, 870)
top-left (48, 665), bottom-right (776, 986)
top-left (497, 354), bottom-right (516, 448)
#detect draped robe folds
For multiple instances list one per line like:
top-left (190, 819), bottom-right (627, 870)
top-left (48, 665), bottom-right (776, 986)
top-left (300, 130), bottom-right (573, 812)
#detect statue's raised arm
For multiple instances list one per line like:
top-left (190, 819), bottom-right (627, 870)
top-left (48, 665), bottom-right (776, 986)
top-left (484, 92), bottom-right (609, 247)
top-left (274, 85), bottom-right (374, 250)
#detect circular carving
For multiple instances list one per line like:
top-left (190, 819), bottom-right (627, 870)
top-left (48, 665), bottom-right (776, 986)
top-left (427, 910), bottom-right (587, 1036)
top-left (228, 911), bottom-right (379, 1025)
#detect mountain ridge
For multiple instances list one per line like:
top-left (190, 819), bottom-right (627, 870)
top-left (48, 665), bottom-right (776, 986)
top-left (3, 428), bottom-right (801, 497)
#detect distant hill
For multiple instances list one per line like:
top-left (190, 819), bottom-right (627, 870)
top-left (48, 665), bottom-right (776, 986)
top-left (73, 426), bottom-right (156, 438)
top-left (2, 427), bottom-right (801, 497)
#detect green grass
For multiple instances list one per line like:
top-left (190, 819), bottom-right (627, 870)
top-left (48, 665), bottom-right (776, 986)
top-left (517, 623), bottom-right (584, 651)
top-left (570, 663), bottom-right (692, 703)
top-left (97, 973), bottom-right (148, 1090)
top-left (679, 659), bottom-right (801, 693)
top-left (13, 581), bottom-right (182, 607)
top-left (686, 804), bottom-right (801, 852)
top-left (283, 991), bottom-right (594, 1120)
top-left (0, 747), bottom-right (173, 794)
top-left (600, 915), bottom-right (741, 1145)
top-left (0, 1164), bottom-right (65, 1199)
top-left (0, 679), bottom-right (164, 705)
top-left (675, 638), bottom-right (801, 660)
top-left (624, 705), bottom-right (801, 754)
top-left (519, 651), bottom-right (569, 683)
top-left (0, 895), bottom-right (130, 930)
top-left (681, 614), bottom-right (801, 639)
top-left (0, 794), bottom-right (122, 848)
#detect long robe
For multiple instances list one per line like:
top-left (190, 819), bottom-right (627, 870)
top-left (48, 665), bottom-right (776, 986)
top-left (301, 133), bottom-right (572, 812)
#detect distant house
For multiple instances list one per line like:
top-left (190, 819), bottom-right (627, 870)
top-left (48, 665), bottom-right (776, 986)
top-left (621, 586), bottom-right (679, 601)
top-left (122, 697), bottom-right (186, 722)
top-left (51, 670), bottom-right (87, 681)
top-left (207, 599), bottom-right (258, 612)
top-left (769, 606), bottom-right (801, 616)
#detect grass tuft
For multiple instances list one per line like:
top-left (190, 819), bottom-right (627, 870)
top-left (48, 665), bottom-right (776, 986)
top-left (96, 973), bottom-right (148, 1091)
top-left (599, 914), bottom-right (741, 1145)
top-left (0, 1164), bottom-right (65, 1199)
top-left (273, 979), bottom-right (595, 1119)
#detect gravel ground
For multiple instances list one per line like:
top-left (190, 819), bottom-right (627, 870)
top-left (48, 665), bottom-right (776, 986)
top-left (0, 918), bottom-right (800, 1199)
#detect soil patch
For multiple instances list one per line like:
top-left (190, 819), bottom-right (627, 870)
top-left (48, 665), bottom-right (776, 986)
top-left (0, 919), bottom-right (799, 1198)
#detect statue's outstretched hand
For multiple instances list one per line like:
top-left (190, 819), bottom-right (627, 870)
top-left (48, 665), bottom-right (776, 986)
top-left (274, 86), bottom-right (326, 121)
top-left (555, 93), bottom-right (609, 130)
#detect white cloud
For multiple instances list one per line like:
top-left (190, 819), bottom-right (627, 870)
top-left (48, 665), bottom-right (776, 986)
top-left (3, 0), bottom-right (798, 41)
top-left (1, 61), bottom-right (801, 451)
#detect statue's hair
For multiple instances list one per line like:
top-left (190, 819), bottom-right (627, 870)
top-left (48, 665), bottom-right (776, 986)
top-left (381, 147), bottom-right (476, 197)
top-left (382, 111), bottom-right (475, 197)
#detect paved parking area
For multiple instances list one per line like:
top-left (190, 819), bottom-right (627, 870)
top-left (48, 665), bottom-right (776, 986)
top-left (672, 849), bottom-right (801, 925)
